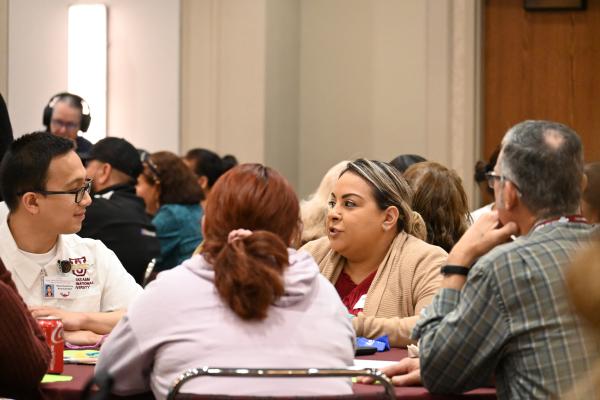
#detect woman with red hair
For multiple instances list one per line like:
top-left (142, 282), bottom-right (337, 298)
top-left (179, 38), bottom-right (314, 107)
top-left (97, 164), bottom-right (355, 399)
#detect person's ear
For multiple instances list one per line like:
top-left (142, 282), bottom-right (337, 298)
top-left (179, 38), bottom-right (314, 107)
top-left (98, 163), bottom-right (112, 185)
top-left (503, 181), bottom-right (520, 210)
top-left (581, 173), bottom-right (588, 193)
top-left (382, 206), bottom-right (399, 231)
top-left (21, 192), bottom-right (41, 215)
top-left (198, 176), bottom-right (209, 192)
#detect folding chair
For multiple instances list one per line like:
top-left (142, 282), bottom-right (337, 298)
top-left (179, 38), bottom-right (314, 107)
top-left (166, 367), bottom-right (396, 400)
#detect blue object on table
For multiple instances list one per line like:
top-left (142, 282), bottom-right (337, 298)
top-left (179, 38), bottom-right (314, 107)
top-left (356, 335), bottom-right (390, 352)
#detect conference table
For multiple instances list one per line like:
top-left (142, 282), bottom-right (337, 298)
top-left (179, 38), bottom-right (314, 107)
top-left (41, 348), bottom-right (497, 399)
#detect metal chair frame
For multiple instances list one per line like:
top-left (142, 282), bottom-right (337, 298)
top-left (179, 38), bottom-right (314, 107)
top-left (142, 258), bottom-right (156, 287)
top-left (166, 366), bottom-right (395, 400)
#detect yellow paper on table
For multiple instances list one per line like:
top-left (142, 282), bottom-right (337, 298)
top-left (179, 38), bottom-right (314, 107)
top-left (64, 349), bottom-right (100, 364)
top-left (42, 374), bottom-right (73, 383)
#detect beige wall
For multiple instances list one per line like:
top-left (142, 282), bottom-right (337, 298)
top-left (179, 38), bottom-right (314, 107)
top-left (264, 0), bottom-right (300, 188)
top-left (0, 0), bottom-right (7, 96)
top-left (2, 0), bottom-right (480, 204)
top-left (180, 0), bottom-right (481, 203)
top-left (181, 0), bottom-right (300, 187)
top-left (181, 0), bottom-right (267, 164)
top-left (298, 0), bottom-right (480, 200)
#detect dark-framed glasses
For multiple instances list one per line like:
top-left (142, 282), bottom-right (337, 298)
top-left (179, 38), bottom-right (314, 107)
top-left (19, 178), bottom-right (93, 204)
top-left (50, 118), bottom-right (79, 131)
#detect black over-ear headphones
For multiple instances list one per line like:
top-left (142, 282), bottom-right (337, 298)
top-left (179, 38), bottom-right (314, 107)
top-left (43, 92), bottom-right (92, 132)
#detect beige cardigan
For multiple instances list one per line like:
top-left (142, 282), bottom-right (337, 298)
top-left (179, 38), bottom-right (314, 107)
top-left (301, 232), bottom-right (447, 347)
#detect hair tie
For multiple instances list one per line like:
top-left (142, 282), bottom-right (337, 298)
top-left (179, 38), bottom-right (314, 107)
top-left (228, 229), bottom-right (252, 244)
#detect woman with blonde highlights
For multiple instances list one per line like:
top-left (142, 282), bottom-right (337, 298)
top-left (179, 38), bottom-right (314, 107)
top-left (98, 164), bottom-right (355, 399)
top-left (300, 160), bottom-right (349, 244)
top-left (302, 159), bottom-right (447, 347)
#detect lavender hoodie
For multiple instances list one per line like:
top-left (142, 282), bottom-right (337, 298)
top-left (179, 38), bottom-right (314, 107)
top-left (96, 249), bottom-right (355, 399)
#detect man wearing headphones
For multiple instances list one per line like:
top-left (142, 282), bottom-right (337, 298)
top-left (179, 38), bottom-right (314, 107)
top-left (43, 92), bottom-right (93, 157)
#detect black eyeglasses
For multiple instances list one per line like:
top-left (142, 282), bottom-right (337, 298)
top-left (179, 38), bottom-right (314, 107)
top-left (50, 118), bottom-right (79, 131)
top-left (485, 172), bottom-right (521, 193)
top-left (19, 179), bottom-right (93, 204)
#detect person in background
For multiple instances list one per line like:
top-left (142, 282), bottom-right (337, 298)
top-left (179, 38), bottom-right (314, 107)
top-left (404, 161), bottom-right (471, 252)
top-left (389, 154), bottom-right (426, 174)
top-left (42, 92), bottom-right (93, 158)
top-left (97, 164), bottom-right (355, 399)
top-left (183, 148), bottom-right (237, 206)
top-left (376, 120), bottom-right (598, 399)
top-left (302, 159), bottom-right (447, 347)
top-left (0, 132), bottom-right (142, 346)
top-left (79, 138), bottom-right (161, 284)
top-left (221, 154), bottom-right (238, 172)
top-left (0, 257), bottom-right (51, 400)
top-left (137, 151), bottom-right (203, 272)
top-left (471, 145), bottom-right (500, 222)
top-left (563, 235), bottom-right (600, 399)
top-left (300, 160), bottom-right (349, 244)
top-left (0, 93), bottom-right (13, 169)
top-left (582, 162), bottom-right (600, 224)
top-left (0, 93), bottom-right (13, 205)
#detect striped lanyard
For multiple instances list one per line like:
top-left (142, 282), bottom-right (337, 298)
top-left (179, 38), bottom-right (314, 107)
top-left (532, 215), bottom-right (588, 233)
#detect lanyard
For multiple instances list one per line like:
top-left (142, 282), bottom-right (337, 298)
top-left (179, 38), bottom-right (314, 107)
top-left (532, 215), bottom-right (588, 233)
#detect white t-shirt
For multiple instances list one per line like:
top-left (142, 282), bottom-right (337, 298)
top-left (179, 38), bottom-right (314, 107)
top-left (470, 202), bottom-right (494, 223)
top-left (0, 201), bottom-right (8, 221)
top-left (0, 212), bottom-right (143, 312)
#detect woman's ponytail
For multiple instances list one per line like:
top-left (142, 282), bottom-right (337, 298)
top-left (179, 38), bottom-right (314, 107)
top-left (211, 231), bottom-right (289, 321)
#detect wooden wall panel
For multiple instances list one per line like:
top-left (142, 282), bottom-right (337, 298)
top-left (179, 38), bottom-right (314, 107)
top-left (484, 0), bottom-right (600, 163)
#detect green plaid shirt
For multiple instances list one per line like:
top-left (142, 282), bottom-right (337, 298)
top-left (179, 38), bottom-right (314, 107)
top-left (412, 222), bottom-right (599, 399)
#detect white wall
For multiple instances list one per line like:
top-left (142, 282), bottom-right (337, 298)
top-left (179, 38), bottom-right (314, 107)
top-left (7, 0), bottom-right (180, 152)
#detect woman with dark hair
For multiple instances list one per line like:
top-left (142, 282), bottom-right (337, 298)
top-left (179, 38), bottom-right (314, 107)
top-left (97, 164), bottom-right (355, 398)
top-left (404, 161), bottom-right (471, 252)
top-left (137, 151), bottom-right (204, 271)
top-left (471, 145), bottom-right (500, 221)
top-left (302, 159), bottom-right (447, 347)
top-left (389, 154), bottom-right (426, 174)
top-left (221, 154), bottom-right (238, 172)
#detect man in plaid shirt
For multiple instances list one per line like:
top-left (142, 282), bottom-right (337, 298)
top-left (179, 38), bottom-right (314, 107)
top-left (381, 120), bottom-right (598, 399)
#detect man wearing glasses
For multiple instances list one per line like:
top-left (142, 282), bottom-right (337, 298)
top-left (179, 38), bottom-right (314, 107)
top-left (0, 132), bottom-right (142, 346)
top-left (43, 92), bottom-right (93, 158)
top-left (375, 120), bottom-right (598, 398)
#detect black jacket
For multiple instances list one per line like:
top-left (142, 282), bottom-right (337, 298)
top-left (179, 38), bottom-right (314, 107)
top-left (79, 184), bottom-right (161, 284)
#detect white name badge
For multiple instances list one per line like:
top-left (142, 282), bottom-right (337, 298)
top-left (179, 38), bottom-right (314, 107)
top-left (353, 294), bottom-right (367, 310)
top-left (42, 263), bottom-right (99, 300)
top-left (43, 275), bottom-right (76, 299)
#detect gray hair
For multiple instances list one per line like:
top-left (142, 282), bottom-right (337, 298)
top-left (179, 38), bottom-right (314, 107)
top-left (500, 120), bottom-right (583, 218)
top-left (342, 158), bottom-right (425, 238)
